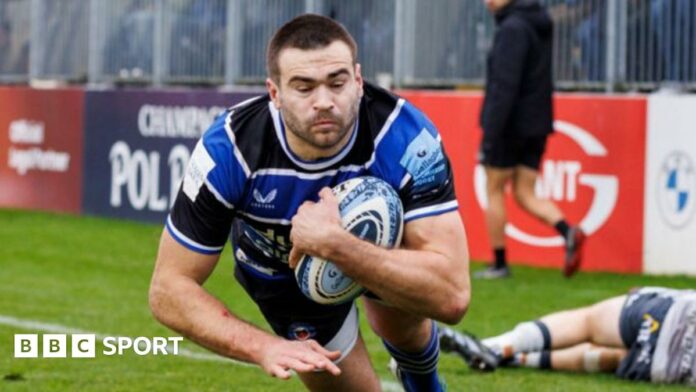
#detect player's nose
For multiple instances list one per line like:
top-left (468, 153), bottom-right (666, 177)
top-left (312, 86), bottom-right (334, 111)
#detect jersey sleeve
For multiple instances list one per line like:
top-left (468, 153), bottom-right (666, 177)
top-left (369, 100), bottom-right (458, 223)
top-left (166, 112), bottom-right (249, 254)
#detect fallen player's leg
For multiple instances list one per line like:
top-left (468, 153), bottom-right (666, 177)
top-left (482, 295), bottom-right (626, 360)
top-left (512, 343), bottom-right (626, 373)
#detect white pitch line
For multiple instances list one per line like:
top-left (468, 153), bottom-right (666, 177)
top-left (0, 314), bottom-right (403, 391)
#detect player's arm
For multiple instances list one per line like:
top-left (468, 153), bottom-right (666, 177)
top-left (149, 229), bottom-right (341, 378)
top-left (289, 188), bottom-right (470, 324)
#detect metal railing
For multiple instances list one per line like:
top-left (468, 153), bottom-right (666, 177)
top-left (0, 0), bottom-right (30, 83)
top-left (1, 0), bottom-right (695, 91)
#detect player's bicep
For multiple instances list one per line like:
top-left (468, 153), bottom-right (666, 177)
top-left (402, 211), bottom-right (469, 267)
top-left (154, 229), bottom-right (220, 285)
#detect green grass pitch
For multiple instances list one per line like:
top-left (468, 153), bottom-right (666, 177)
top-left (1, 209), bottom-right (694, 391)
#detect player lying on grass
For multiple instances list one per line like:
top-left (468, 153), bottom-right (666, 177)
top-left (440, 286), bottom-right (696, 385)
top-left (149, 13), bottom-right (470, 392)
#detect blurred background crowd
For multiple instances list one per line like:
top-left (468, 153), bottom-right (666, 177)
top-left (0, 0), bottom-right (694, 91)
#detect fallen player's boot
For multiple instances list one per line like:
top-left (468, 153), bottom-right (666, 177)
top-left (438, 327), bottom-right (499, 372)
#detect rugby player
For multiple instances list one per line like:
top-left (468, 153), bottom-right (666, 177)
top-left (149, 14), bottom-right (470, 392)
top-left (440, 286), bottom-right (696, 384)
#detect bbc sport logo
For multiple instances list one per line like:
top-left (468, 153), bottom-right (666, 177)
top-left (657, 151), bottom-right (696, 229)
top-left (14, 334), bottom-right (183, 358)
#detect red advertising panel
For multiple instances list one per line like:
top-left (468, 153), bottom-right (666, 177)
top-left (401, 91), bottom-right (646, 273)
top-left (0, 87), bottom-right (84, 213)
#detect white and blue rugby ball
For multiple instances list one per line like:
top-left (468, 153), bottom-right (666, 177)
top-left (295, 176), bottom-right (404, 305)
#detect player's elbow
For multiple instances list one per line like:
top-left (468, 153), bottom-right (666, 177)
top-left (438, 255), bottom-right (471, 324)
top-left (148, 276), bottom-right (170, 324)
top-left (439, 287), bottom-right (470, 325)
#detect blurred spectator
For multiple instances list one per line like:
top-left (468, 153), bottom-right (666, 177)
top-left (651, 0), bottom-right (694, 83)
top-left (551, 0), bottom-right (605, 81)
top-left (239, 1), bottom-right (293, 80)
top-left (40, 0), bottom-right (87, 79)
top-left (625, 0), bottom-right (658, 83)
top-left (169, 0), bottom-right (226, 80)
top-left (327, 0), bottom-right (394, 81)
top-left (441, 1), bottom-right (491, 81)
top-left (0, 18), bottom-right (28, 75)
top-left (104, 0), bottom-right (154, 79)
top-left (573, 0), bottom-right (605, 81)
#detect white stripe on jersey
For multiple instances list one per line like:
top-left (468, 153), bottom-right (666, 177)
top-left (229, 95), bottom-right (264, 111)
top-left (403, 200), bottom-right (459, 222)
top-left (399, 173), bottom-right (412, 190)
top-left (166, 215), bottom-right (225, 252)
top-left (204, 180), bottom-right (234, 209)
top-left (365, 98), bottom-right (405, 169)
top-left (251, 166), bottom-right (364, 180)
top-left (224, 111), bottom-right (251, 177)
top-left (238, 211), bottom-right (292, 226)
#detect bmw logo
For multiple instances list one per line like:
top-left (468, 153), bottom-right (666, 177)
top-left (657, 151), bottom-right (696, 228)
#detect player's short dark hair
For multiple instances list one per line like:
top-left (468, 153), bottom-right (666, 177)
top-left (266, 14), bottom-right (357, 82)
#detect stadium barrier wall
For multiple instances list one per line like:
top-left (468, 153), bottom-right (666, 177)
top-left (82, 89), bottom-right (260, 223)
top-left (643, 95), bottom-right (696, 275)
top-left (0, 86), bottom-right (84, 213)
top-left (1, 86), bottom-right (693, 275)
top-left (401, 91), bottom-right (647, 274)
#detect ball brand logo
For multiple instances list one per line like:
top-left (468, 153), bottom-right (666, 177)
top-left (657, 151), bottom-right (695, 228)
top-left (474, 120), bottom-right (619, 247)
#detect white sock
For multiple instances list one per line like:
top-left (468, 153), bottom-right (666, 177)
top-left (482, 321), bottom-right (547, 358)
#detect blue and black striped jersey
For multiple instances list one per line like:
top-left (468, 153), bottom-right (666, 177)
top-left (167, 82), bottom-right (458, 279)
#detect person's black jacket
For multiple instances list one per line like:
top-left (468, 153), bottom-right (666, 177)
top-left (480, 0), bottom-right (554, 139)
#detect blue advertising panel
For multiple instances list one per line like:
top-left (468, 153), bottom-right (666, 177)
top-left (82, 88), bottom-right (262, 223)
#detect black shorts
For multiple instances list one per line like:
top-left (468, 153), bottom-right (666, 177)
top-left (615, 288), bottom-right (675, 381)
top-left (234, 263), bottom-right (358, 350)
top-left (479, 134), bottom-right (548, 170)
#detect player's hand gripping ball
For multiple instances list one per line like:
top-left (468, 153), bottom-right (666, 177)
top-left (294, 176), bottom-right (404, 305)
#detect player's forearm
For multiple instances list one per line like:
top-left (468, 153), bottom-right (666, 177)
top-left (148, 274), bottom-right (278, 364)
top-left (322, 229), bottom-right (470, 324)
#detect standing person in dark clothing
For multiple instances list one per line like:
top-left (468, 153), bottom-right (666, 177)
top-left (476, 0), bottom-right (585, 279)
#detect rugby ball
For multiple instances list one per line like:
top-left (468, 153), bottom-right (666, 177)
top-left (294, 176), bottom-right (404, 305)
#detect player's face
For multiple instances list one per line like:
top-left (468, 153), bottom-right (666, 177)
top-left (483, 0), bottom-right (512, 13)
top-left (267, 41), bottom-right (363, 155)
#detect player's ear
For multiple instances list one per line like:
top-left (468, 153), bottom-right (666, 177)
top-left (354, 63), bottom-right (364, 94)
top-left (266, 78), bottom-right (281, 109)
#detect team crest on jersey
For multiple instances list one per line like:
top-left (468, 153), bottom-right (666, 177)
top-left (288, 323), bottom-right (317, 341)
